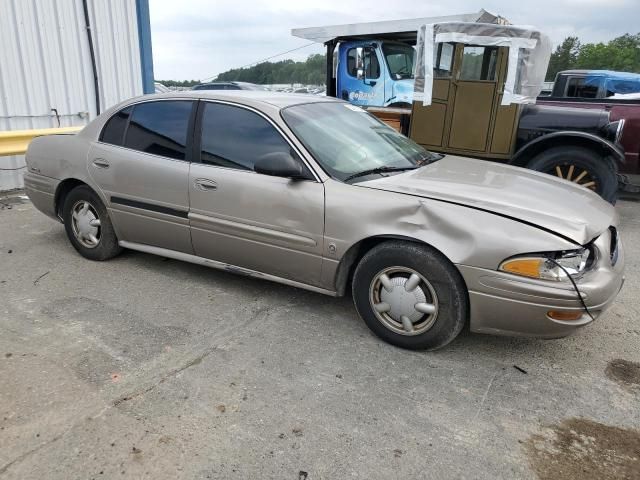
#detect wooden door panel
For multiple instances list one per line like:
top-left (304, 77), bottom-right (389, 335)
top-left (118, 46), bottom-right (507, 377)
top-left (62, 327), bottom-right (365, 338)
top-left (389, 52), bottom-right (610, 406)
top-left (490, 101), bottom-right (519, 154)
top-left (448, 82), bottom-right (495, 151)
top-left (410, 101), bottom-right (447, 147)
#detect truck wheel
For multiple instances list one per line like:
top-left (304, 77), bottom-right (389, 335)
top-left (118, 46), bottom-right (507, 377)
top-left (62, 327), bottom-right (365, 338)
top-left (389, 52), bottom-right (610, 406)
top-left (62, 185), bottom-right (122, 261)
top-left (526, 146), bottom-right (618, 204)
top-left (352, 241), bottom-right (468, 350)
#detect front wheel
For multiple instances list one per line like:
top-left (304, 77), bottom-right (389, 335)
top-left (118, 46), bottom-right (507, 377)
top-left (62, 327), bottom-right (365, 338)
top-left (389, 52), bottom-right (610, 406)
top-left (526, 146), bottom-right (618, 204)
top-left (352, 241), bottom-right (468, 350)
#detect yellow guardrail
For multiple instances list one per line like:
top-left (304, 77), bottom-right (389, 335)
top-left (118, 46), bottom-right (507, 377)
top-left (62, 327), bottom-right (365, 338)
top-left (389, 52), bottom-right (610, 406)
top-left (0, 126), bottom-right (83, 157)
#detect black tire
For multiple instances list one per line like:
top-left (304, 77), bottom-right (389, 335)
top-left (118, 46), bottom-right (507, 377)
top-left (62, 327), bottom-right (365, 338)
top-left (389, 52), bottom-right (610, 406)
top-left (352, 241), bottom-right (468, 350)
top-left (62, 185), bottom-right (122, 261)
top-left (526, 146), bottom-right (618, 204)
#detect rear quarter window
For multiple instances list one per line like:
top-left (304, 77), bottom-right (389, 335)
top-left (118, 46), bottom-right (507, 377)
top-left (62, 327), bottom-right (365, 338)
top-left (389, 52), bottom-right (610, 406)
top-left (99, 106), bottom-right (132, 145)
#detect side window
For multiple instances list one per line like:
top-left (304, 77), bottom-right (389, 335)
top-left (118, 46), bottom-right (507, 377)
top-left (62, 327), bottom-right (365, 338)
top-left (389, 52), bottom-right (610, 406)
top-left (347, 49), bottom-right (358, 77)
top-left (100, 106), bottom-right (132, 146)
top-left (124, 101), bottom-right (193, 160)
top-left (347, 48), bottom-right (380, 78)
top-left (363, 48), bottom-right (380, 79)
top-left (605, 79), bottom-right (640, 97)
top-left (433, 43), bottom-right (454, 78)
top-left (199, 103), bottom-right (293, 172)
top-left (566, 77), bottom-right (599, 98)
top-left (459, 46), bottom-right (498, 81)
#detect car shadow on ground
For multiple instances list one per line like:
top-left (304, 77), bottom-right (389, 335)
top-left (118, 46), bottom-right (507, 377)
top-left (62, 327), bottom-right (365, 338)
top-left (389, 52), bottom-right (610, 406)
top-left (110, 246), bottom-right (565, 360)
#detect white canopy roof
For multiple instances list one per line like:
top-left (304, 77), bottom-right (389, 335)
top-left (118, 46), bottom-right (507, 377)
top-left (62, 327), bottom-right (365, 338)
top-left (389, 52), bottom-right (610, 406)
top-left (291, 9), bottom-right (508, 43)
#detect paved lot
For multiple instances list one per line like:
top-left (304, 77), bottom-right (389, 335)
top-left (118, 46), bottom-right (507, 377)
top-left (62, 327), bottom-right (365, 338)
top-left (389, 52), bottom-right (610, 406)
top-left (1, 193), bottom-right (639, 479)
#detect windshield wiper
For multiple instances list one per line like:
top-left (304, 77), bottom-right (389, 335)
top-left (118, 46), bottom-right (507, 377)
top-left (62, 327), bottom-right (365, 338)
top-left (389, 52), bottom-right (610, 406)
top-left (416, 152), bottom-right (444, 166)
top-left (344, 166), bottom-right (416, 183)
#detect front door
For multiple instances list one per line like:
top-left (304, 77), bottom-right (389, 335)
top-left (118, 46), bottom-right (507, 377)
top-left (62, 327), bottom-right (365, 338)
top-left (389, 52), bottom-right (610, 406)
top-left (410, 44), bottom-right (519, 158)
top-left (339, 45), bottom-right (385, 107)
top-left (188, 101), bottom-right (325, 287)
top-left (447, 45), bottom-right (500, 151)
top-left (88, 100), bottom-right (195, 253)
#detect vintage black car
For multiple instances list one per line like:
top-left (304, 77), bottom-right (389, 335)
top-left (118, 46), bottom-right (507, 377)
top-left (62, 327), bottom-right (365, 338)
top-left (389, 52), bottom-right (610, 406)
top-left (296, 19), bottom-right (625, 203)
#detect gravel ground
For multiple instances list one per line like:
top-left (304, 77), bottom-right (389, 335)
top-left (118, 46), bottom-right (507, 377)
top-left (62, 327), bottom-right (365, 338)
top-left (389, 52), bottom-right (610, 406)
top-left (1, 193), bottom-right (639, 479)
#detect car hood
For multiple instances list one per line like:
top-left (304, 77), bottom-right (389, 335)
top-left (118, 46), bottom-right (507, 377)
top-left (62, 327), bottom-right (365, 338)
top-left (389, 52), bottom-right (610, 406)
top-left (358, 156), bottom-right (615, 245)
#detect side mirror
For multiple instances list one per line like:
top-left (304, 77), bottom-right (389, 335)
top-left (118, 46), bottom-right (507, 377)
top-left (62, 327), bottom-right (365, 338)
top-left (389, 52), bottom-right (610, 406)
top-left (254, 151), bottom-right (308, 179)
top-left (356, 47), bottom-right (365, 80)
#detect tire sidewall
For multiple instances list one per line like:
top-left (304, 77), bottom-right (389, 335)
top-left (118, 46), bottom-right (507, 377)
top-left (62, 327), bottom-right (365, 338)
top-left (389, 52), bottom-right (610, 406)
top-left (62, 185), bottom-right (120, 261)
top-left (352, 241), bottom-right (468, 350)
top-left (527, 146), bottom-right (618, 204)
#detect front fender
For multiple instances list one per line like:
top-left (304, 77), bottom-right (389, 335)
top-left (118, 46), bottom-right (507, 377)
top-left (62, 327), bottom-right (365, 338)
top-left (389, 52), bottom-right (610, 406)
top-left (510, 131), bottom-right (625, 168)
top-left (320, 179), bottom-right (578, 294)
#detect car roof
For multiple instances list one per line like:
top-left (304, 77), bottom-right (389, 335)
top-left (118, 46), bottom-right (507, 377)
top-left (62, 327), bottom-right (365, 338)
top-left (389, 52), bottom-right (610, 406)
top-left (131, 90), bottom-right (341, 109)
top-left (193, 81), bottom-right (270, 90)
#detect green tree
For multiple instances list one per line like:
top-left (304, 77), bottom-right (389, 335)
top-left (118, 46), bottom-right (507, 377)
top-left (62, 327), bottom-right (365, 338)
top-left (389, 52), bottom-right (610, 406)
top-left (546, 36), bottom-right (580, 81)
top-left (546, 33), bottom-right (640, 81)
top-left (155, 79), bottom-right (200, 87)
top-left (215, 54), bottom-right (327, 85)
top-left (575, 33), bottom-right (640, 72)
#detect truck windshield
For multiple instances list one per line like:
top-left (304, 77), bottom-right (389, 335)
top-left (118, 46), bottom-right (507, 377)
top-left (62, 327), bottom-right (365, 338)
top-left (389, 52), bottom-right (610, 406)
top-left (281, 102), bottom-right (438, 182)
top-left (383, 44), bottom-right (415, 80)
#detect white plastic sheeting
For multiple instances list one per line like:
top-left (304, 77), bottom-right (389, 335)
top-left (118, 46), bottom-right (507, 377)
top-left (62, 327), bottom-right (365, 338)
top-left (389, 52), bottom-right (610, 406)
top-left (414, 22), bottom-right (552, 106)
top-left (291, 10), bottom-right (507, 43)
top-left (0, 0), bottom-right (143, 191)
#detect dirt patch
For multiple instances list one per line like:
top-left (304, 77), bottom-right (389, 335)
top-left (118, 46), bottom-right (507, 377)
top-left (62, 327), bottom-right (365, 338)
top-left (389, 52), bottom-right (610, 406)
top-left (525, 417), bottom-right (640, 480)
top-left (606, 359), bottom-right (640, 389)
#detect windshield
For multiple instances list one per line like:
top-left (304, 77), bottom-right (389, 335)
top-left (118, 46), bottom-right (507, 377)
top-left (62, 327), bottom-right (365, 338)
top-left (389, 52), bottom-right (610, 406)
top-left (281, 102), bottom-right (436, 182)
top-left (383, 43), bottom-right (415, 80)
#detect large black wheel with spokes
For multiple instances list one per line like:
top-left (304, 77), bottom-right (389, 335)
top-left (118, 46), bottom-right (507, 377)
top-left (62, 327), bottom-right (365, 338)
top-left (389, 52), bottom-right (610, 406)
top-left (526, 146), bottom-right (618, 204)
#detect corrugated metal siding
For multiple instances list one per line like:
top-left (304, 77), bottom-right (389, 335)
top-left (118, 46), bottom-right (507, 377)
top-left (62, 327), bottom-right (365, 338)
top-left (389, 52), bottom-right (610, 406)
top-left (0, 0), bottom-right (143, 191)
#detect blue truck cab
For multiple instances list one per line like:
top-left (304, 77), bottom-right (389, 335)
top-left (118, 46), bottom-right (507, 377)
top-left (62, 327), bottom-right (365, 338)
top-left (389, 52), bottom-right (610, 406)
top-left (337, 40), bottom-right (415, 108)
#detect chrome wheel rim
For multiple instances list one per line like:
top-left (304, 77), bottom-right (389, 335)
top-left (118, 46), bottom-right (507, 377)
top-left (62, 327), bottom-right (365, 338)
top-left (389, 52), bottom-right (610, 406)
top-left (71, 200), bottom-right (101, 249)
top-left (547, 164), bottom-right (598, 191)
top-left (369, 266), bottom-right (439, 336)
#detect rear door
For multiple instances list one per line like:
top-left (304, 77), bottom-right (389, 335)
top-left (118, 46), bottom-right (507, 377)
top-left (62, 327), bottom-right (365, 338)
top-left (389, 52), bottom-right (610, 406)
top-left (188, 101), bottom-right (325, 287)
top-left (447, 45), bottom-right (500, 152)
top-left (89, 100), bottom-right (195, 253)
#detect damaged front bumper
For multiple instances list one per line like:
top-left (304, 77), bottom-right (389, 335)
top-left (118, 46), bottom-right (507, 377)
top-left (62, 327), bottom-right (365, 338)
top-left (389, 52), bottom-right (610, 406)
top-left (457, 228), bottom-right (625, 338)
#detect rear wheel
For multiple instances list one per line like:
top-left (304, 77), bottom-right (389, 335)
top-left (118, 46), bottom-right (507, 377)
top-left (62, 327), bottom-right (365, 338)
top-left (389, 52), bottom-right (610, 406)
top-left (352, 241), bottom-right (468, 350)
top-left (526, 146), bottom-right (618, 204)
top-left (62, 185), bottom-right (122, 261)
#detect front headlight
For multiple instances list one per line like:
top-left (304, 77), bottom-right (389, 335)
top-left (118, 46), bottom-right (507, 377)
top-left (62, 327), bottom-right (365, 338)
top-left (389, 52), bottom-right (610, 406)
top-left (499, 248), bottom-right (592, 281)
top-left (603, 119), bottom-right (625, 144)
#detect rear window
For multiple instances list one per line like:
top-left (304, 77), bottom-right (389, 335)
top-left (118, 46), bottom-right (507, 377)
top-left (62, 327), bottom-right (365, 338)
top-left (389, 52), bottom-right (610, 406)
top-left (566, 77), bottom-right (600, 98)
top-left (123, 101), bottom-right (193, 160)
top-left (100, 106), bottom-right (132, 146)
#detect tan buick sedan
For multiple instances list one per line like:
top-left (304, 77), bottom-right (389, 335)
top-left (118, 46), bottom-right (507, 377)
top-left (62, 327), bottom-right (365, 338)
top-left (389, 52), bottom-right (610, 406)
top-left (24, 92), bottom-right (624, 350)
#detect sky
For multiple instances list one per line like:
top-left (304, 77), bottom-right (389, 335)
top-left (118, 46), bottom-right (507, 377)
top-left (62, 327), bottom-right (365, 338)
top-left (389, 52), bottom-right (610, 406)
top-left (149, 0), bottom-right (640, 81)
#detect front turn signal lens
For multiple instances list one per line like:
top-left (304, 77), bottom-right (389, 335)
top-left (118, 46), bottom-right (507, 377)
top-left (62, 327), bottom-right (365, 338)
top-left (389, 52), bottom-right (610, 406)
top-left (547, 310), bottom-right (584, 321)
top-left (500, 258), bottom-right (544, 279)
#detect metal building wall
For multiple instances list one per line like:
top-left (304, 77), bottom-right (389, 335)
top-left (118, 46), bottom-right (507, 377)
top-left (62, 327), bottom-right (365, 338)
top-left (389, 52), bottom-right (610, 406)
top-left (0, 0), bottom-right (144, 191)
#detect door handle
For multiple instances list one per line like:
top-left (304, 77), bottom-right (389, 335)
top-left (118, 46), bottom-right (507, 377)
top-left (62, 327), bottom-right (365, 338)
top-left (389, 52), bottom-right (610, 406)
top-left (92, 158), bottom-right (110, 169)
top-left (194, 178), bottom-right (217, 191)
